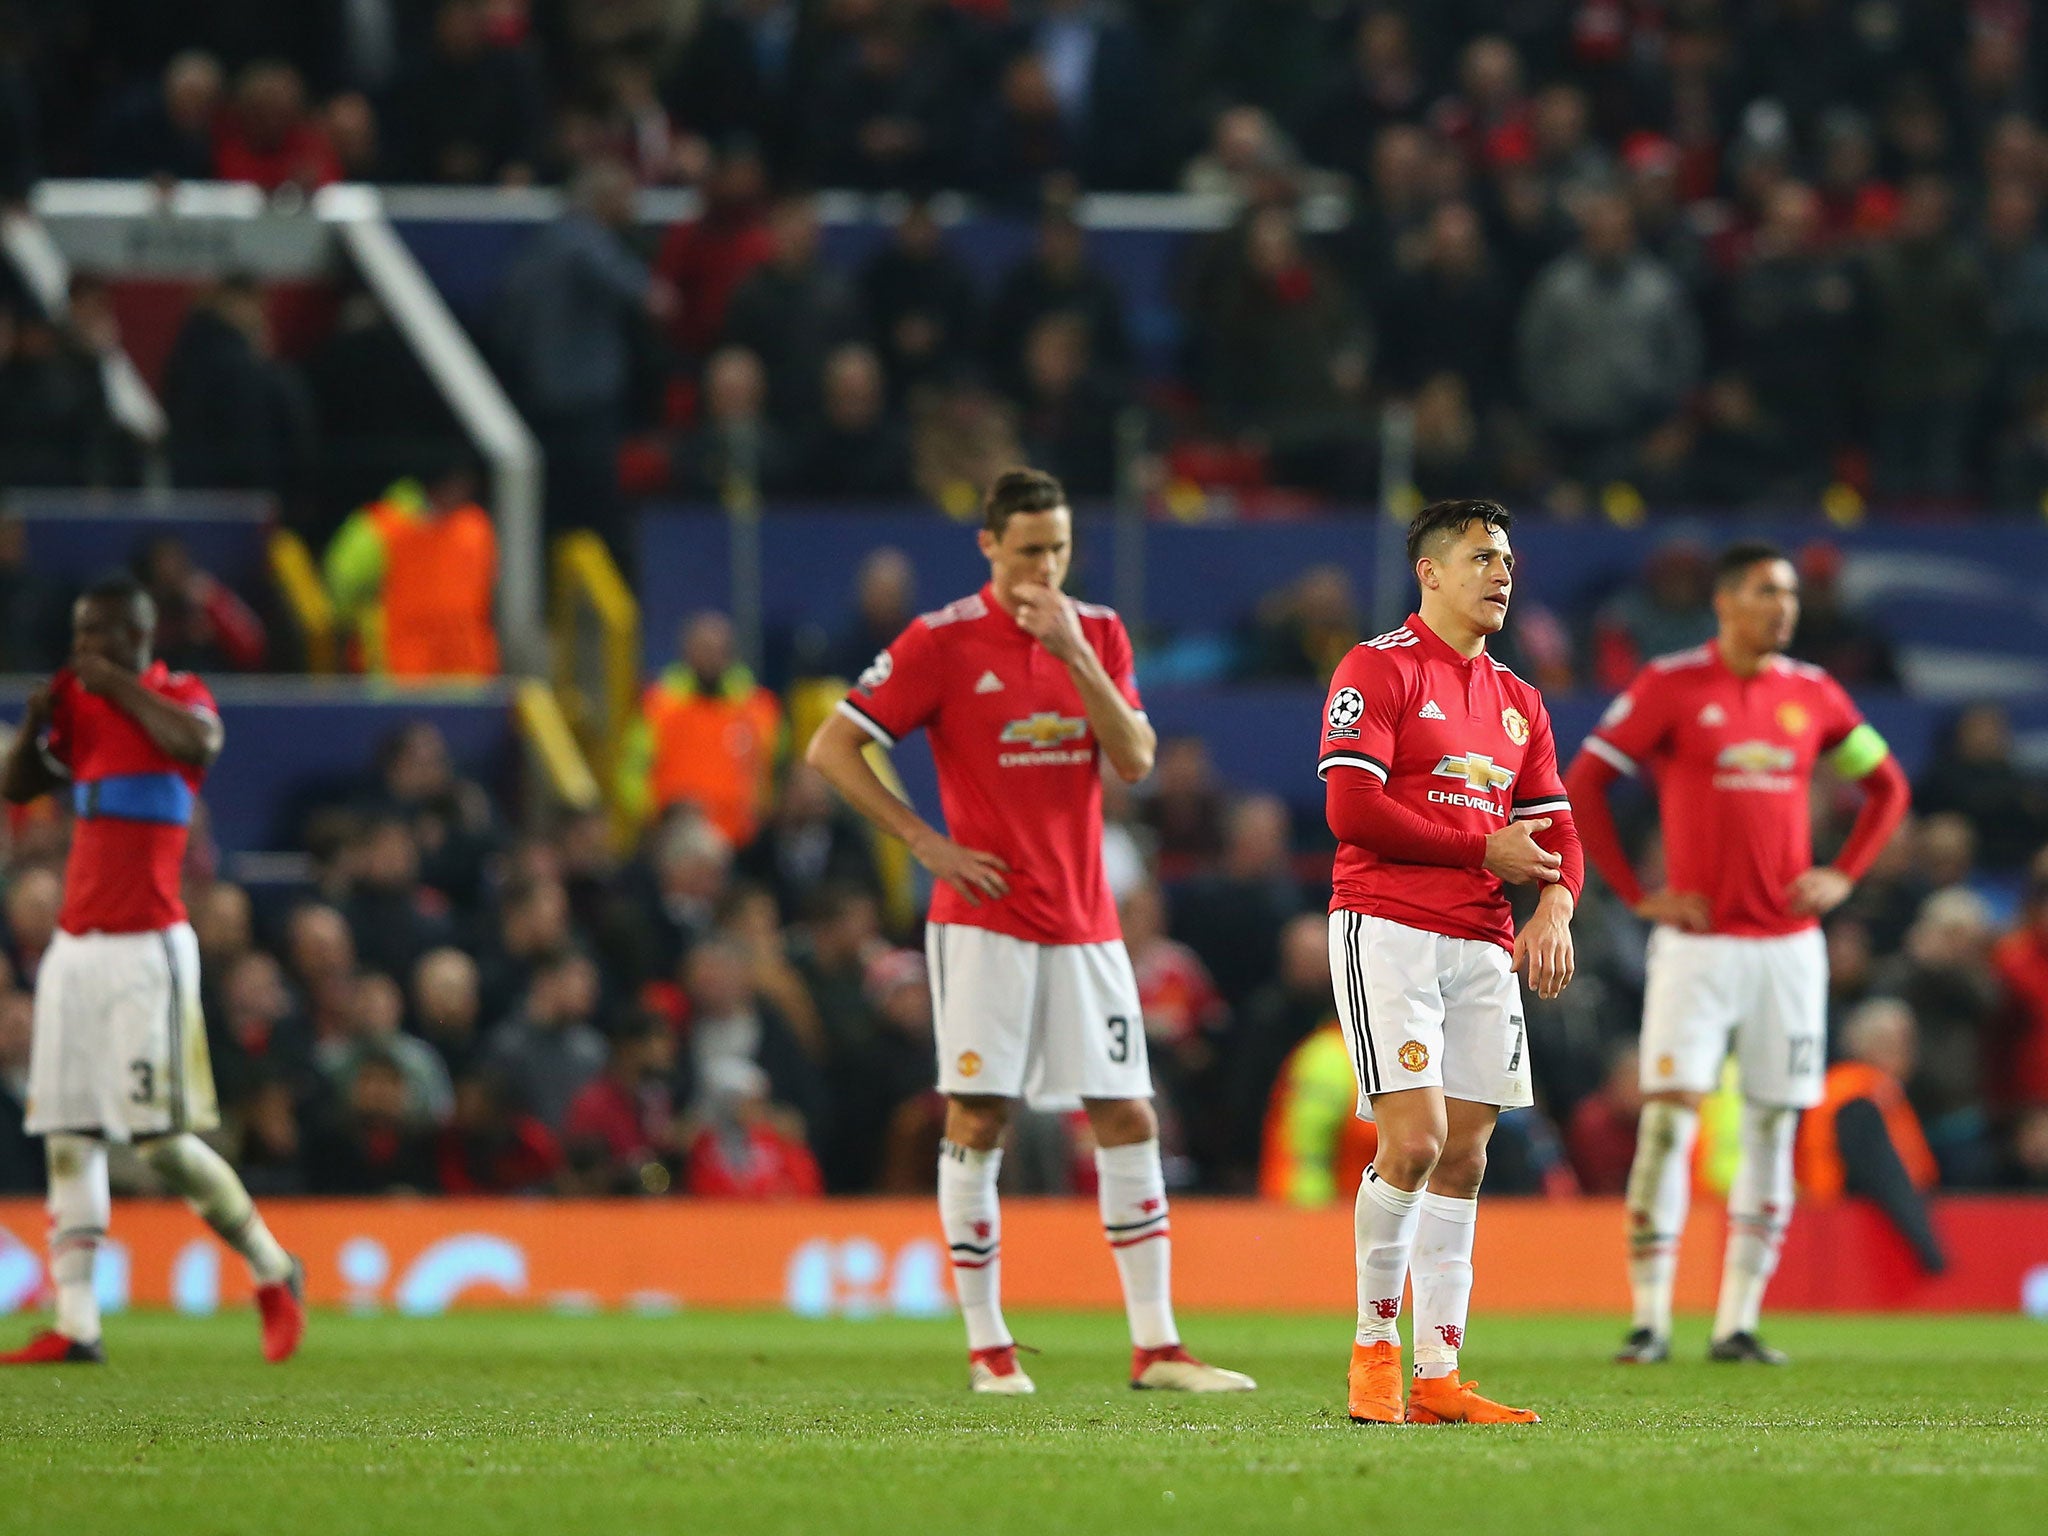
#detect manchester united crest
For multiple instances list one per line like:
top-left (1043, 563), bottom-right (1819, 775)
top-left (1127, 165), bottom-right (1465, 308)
top-left (957, 1051), bottom-right (982, 1078)
top-left (1398, 1039), bottom-right (1430, 1073)
top-left (1777, 701), bottom-right (1809, 736)
top-left (1501, 707), bottom-right (1530, 745)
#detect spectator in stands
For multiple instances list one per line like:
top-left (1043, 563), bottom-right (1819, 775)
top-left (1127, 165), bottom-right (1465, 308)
top-left (1722, 183), bottom-right (1855, 472)
top-left (858, 200), bottom-right (977, 403)
top-left (824, 546), bottom-right (915, 682)
top-left (717, 881), bottom-right (825, 1058)
top-left (1565, 1046), bottom-right (1643, 1196)
top-left (1377, 201), bottom-right (1514, 410)
top-left (685, 1055), bottom-right (824, 1199)
top-left (674, 344), bottom-right (796, 503)
top-left (1788, 542), bottom-right (1899, 686)
top-left (435, 1070), bottom-right (563, 1195)
top-left (1013, 312), bottom-right (1127, 498)
top-left (191, 880), bottom-right (254, 982)
top-left (1227, 912), bottom-right (1340, 1193)
top-left (1797, 998), bottom-right (1945, 1273)
top-left (910, 380), bottom-right (1026, 515)
top-left (1169, 794), bottom-right (1303, 1010)
top-left (212, 949), bottom-right (319, 1110)
top-left (94, 49), bottom-right (223, 181)
top-left (163, 275), bottom-right (317, 503)
top-left (1138, 736), bottom-right (1227, 873)
top-left (495, 156), bottom-right (672, 558)
top-left (484, 950), bottom-right (609, 1132)
top-left (787, 881), bottom-right (881, 1069)
top-left (1238, 563), bottom-right (1360, 682)
top-left (1991, 866), bottom-right (2048, 1116)
top-left (1877, 889), bottom-right (2001, 1174)
top-left (1123, 877), bottom-right (1227, 1176)
top-left (1589, 538), bottom-right (1717, 691)
top-left (660, 3), bottom-right (795, 167)
top-left (324, 91), bottom-right (382, 183)
top-left (0, 299), bottom-right (124, 488)
top-left (1979, 176), bottom-right (2048, 423)
top-left (804, 15), bottom-right (960, 192)
top-left (971, 51), bottom-right (1083, 203)
top-left (0, 515), bottom-right (69, 672)
top-left (794, 344), bottom-right (913, 498)
top-left (555, 807), bottom-right (656, 987)
top-left (1861, 174), bottom-right (1992, 502)
top-left (388, 0), bottom-right (548, 186)
top-left (563, 1013), bottom-right (686, 1195)
top-left (303, 1049), bottom-right (438, 1195)
top-left (413, 946), bottom-right (485, 1082)
top-left (1302, 9), bottom-right (1427, 188)
top-left (618, 610), bottom-right (784, 847)
top-left (861, 948), bottom-right (946, 1193)
top-left (0, 986), bottom-right (38, 1193)
top-left (1916, 704), bottom-right (2048, 869)
top-left (724, 195), bottom-right (866, 426)
top-left (212, 61), bottom-right (340, 192)
top-left (631, 809), bottom-right (732, 979)
top-left (737, 765), bottom-right (881, 924)
top-left (132, 534), bottom-right (268, 673)
top-left (682, 933), bottom-right (825, 1140)
top-left (1518, 187), bottom-right (1702, 488)
top-left (337, 815), bottom-right (454, 980)
top-left (318, 969), bottom-right (453, 1125)
top-left (325, 457), bottom-right (500, 679)
top-left (985, 202), bottom-right (1130, 395)
top-left (230, 1077), bottom-right (305, 1196)
top-left (368, 720), bottom-right (496, 910)
top-left (655, 141), bottom-right (776, 360)
top-left (1179, 105), bottom-right (1322, 206)
top-left (475, 874), bottom-right (575, 1025)
top-left (1432, 34), bottom-right (1531, 175)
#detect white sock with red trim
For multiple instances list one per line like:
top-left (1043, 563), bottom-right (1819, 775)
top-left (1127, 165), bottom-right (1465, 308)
top-left (939, 1141), bottom-right (1009, 1351)
top-left (46, 1134), bottom-right (110, 1344)
top-left (1713, 1101), bottom-right (1796, 1341)
top-left (1097, 1139), bottom-right (1176, 1349)
top-left (1355, 1166), bottom-right (1422, 1347)
top-left (1625, 1100), bottom-right (1699, 1337)
top-left (1410, 1192), bottom-right (1478, 1380)
top-left (140, 1133), bottom-right (293, 1285)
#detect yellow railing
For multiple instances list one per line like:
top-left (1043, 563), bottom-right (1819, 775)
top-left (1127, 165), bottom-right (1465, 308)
top-left (550, 532), bottom-right (640, 828)
top-left (514, 678), bottom-right (602, 813)
top-left (267, 529), bottom-right (336, 674)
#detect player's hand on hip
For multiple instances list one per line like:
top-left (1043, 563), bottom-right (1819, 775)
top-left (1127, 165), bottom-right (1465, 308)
top-left (908, 827), bottom-right (1009, 905)
top-left (1513, 905), bottom-right (1575, 999)
top-left (1634, 889), bottom-right (1712, 932)
top-left (1012, 582), bottom-right (1084, 662)
top-left (1483, 819), bottom-right (1562, 885)
top-left (1785, 865), bottom-right (1852, 917)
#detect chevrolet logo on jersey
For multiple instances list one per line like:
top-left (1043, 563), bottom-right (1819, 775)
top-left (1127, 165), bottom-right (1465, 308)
top-left (1433, 753), bottom-right (1517, 792)
top-left (1000, 713), bottom-right (1088, 749)
top-left (1716, 740), bottom-right (1797, 774)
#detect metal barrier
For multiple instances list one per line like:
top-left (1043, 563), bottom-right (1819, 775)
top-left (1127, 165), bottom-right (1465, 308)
top-left (550, 531), bottom-right (640, 833)
top-left (267, 528), bottom-right (336, 673)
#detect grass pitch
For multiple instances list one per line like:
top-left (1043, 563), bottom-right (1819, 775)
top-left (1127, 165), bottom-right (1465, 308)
top-left (2, 1311), bottom-right (2042, 1536)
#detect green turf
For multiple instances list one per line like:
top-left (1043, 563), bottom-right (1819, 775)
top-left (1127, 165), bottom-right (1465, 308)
top-left (2, 1311), bottom-right (2043, 1535)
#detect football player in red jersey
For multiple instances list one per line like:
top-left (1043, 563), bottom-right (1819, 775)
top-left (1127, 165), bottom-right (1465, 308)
top-left (808, 469), bottom-right (1253, 1396)
top-left (1565, 543), bottom-right (1909, 1365)
top-left (1, 577), bottom-right (303, 1366)
top-left (1319, 500), bottom-right (1581, 1425)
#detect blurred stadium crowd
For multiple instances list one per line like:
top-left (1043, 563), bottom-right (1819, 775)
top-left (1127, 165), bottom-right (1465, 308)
top-left (1, 537), bottom-right (2046, 1205)
top-left (17, 2), bottom-right (2048, 522)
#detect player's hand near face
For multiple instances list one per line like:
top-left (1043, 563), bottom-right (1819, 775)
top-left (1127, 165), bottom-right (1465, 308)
top-left (1513, 896), bottom-right (1575, 1000)
top-left (908, 825), bottom-right (1010, 906)
top-left (1012, 582), bottom-right (1085, 664)
top-left (1634, 889), bottom-right (1712, 932)
top-left (1785, 866), bottom-right (1852, 918)
top-left (72, 654), bottom-right (131, 698)
top-left (1483, 818), bottom-right (1562, 885)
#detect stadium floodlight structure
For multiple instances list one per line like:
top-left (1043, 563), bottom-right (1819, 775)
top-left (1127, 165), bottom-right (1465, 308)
top-left (20, 179), bottom-right (545, 677)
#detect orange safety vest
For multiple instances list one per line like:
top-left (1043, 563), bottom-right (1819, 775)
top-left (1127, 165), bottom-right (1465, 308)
top-left (1796, 1061), bottom-right (1938, 1201)
top-left (643, 670), bottom-right (783, 847)
top-left (372, 501), bottom-right (500, 678)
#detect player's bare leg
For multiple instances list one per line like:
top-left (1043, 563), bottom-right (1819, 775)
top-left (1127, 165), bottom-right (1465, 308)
top-left (1083, 1096), bottom-right (1253, 1393)
top-left (1348, 1085), bottom-right (1442, 1422)
top-left (137, 1134), bottom-right (305, 1362)
top-left (1708, 1098), bottom-right (1796, 1364)
top-left (1618, 1088), bottom-right (1701, 1364)
top-left (1, 1134), bottom-right (109, 1364)
top-left (942, 1095), bottom-right (1032, 1394)
top-left (1406, 1098), bottom-right (1537, 1424)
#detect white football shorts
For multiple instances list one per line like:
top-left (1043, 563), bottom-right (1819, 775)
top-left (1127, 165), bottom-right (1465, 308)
top-left (26, 922), bottom-right (219, 1140)
top-left (926, 923), bottom-right (1152, 1108)
top-left (1639, 925), bottom-right (1827, 1108)
top-left (1328, 910), bottom-right (1532, 1119)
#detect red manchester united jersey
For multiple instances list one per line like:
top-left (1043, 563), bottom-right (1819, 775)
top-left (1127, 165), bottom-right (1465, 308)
top-left (42, 662), bottom-right (216, 935)
top-left (1579, 642), bottom-right (1863, 937)
top-left (1319, 615), bottom-right (1570, 949)
top-left (837, 585), bottom-right (1140, 945)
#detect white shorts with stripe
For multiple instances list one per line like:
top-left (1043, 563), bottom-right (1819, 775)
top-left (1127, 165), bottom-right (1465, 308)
top-left (1640, 925), bottom-right (1827, 1108)
top-left (926, 923), bottom-right (1152, 1109)
top-left (1327, 910), bottom-right (1532, 1120)
top-left (26, 923), bottom-right (219, 1141)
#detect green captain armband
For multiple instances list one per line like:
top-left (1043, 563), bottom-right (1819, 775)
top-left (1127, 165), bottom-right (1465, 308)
top-left (1828, 722), bottom-right (1890, 780)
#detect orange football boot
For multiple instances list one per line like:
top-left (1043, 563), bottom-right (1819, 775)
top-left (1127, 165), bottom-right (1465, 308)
top-left (1405, 1372), bottom-right (1540, 1424)
top-left (1346, 1341), bottom-right (1403, 1423)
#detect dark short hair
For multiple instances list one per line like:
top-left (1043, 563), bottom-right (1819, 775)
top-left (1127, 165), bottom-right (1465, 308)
top-left (1714, 540), bottom-right (1789, 591)
top-left (1405, 499), bottom-right (1513, 570)
top-left (79, 572), bottom-right (157, 631)
top-left (983, 467), bottom-right (1067, 538)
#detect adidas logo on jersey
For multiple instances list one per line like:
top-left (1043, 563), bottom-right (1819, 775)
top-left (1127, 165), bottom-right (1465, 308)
top-left (975, 671), bottom-right (1005, 694)
top-left (1419, 699), bottom-right (1446, 720)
